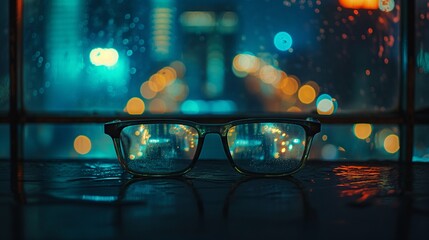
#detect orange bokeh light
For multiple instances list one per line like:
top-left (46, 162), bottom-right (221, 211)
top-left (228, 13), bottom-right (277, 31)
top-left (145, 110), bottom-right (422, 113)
top-left (298, 85), bottom-right (316, 104)
top-left (74, 135), bottom-right (92, 155)
top-left (125, 97), bottom-right (145, 115)
top-left (338, 0), bottom-right (378, 9)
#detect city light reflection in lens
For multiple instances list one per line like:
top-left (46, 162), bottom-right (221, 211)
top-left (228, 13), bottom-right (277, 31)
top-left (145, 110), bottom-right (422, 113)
top-left (74, 135), bottom-right (92, 155)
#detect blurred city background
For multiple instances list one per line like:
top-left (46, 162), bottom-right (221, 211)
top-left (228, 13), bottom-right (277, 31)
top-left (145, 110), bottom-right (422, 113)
top-left (1, 0), bottom-right (429, 161)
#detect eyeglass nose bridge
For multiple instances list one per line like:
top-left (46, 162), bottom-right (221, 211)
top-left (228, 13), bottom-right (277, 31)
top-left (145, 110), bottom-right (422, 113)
top-left (196, 124), bottom-right (230, 136)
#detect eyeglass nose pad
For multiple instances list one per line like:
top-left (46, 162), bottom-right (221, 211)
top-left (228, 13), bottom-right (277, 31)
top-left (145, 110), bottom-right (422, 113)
top-left (196, 124), bottom-right (226, 136)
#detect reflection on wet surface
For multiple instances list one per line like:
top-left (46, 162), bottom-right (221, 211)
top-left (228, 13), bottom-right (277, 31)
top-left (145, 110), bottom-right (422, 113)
top-left (1, 160), bottom-right (428, 239)
top-left (333, 165), bottom-right (397, 204)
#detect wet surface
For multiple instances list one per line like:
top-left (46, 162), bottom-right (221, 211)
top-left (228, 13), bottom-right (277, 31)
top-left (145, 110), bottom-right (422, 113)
top-left (1, 160), bottom-right (428, 239)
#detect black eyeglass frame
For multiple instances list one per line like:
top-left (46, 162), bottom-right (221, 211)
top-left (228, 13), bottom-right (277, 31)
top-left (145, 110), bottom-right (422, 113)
top-left (104, 118), bottom-right (321, 177)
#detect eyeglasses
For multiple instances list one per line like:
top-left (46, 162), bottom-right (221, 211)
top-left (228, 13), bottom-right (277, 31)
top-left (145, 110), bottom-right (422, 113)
top-left (104, 118), bottom-right (321, 177)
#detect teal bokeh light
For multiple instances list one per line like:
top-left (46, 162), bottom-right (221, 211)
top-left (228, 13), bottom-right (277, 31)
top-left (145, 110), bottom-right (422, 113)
top-left (274, 32), bottom-right (293, 51)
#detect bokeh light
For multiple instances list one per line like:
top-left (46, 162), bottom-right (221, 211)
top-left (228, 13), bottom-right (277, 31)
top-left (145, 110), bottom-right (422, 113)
top-left (140, 81), bottom-right (157, 99)
top-left (338, 0), bottom-right (378, 9)
top-left (316, 94), bottom-right (336, 115)
top-left (321, 144), bottom-right (338, 160)
top-left (259, 65), bottom-right (281, 84)
top-left (170, 61), bottom-right (186, 78)
top-left (148, 73), bottom-right (167, 92)
top-left (125, 97), bottom-right (145, 115)
top-left (89, 48), bottom-right (119, 67)
top-left (298, 85), bottom-right (316, 104)
top-left (379, 0), bottom-right (395, 12)
top-left (274, 31), bottom-right (293, 51)
top-left (74, 135), bottom-right (92, 155)
top-left (149, 98), bottom-right (167, 114)
top-left (232, 53), bottom-right (260, 75)
top-left (158, 66), bottom-right (177, 85)
top-left (353, 123), bottom-right (373, 140)
top-left (181, 100), bottom-right (200, 114)
top-left (384, 134), bottom-right (400, 154)
top-left (279, 76), bottom-right (300, 96)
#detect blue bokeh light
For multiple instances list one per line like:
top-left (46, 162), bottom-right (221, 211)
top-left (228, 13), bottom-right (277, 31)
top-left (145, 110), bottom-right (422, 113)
top-left (274, 32), bottom-right (293, 51)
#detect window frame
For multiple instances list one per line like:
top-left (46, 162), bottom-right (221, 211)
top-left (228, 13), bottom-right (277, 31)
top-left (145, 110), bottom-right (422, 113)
top-left (6, 0), bottom-right (421, 181)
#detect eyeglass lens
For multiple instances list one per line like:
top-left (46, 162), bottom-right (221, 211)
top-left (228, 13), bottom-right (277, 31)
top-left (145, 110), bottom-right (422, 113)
top-left (118, 122), bottom-right (307, 175)
top-left (226, 123), bottom-right (306, 174)
top-left (120, 124), bottom-right (199, 174)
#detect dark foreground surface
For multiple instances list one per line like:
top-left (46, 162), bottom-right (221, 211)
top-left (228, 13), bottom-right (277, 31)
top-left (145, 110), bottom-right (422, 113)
top-left (1, 160), bottom-right (428, 240)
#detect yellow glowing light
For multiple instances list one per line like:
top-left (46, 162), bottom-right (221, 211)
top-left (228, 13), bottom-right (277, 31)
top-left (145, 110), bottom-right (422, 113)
top-left (125, 97), bottom-right (145, 115)
top-left (281, 148), bottom-right (286, 153)
top-left (287, 106), bottom-right (302, 112)
top-left (298, 85), bottom-right (317, 104)
top-left (339, 0), bottom-right (378, 9)
top-left (180, 11), bottom-right (216, 27)
top-left (353, 123), bottom-right (373, 140)
top-left (158, 67), bottom-right (177, 85)
top-left (384, 134), bottom-right (400, 154)
top-left (135, 131), bottom-right (141, 136)
top-left (74, 135), bottom-right (92, 155)
top-left (259, 65), bottom-right (280, 84)
top-left (140, 81), bottom-right (157, 99)
top-left (233, 53), bottom-right (260, 74)
top-left (280, 76), bottom-right (300, 96)
top-left (148, 73), bottom-right (167, 92)
top-left (129, 154), bottom-right (136, 160)
top-left (89, 48), bottom-right (119, 67)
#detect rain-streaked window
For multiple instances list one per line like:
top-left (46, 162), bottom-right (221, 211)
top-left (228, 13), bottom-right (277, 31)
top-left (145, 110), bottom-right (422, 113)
top-left (2, 0), bottom-right (429, 161)
top-left (24, 0), bottom-right (400, 114)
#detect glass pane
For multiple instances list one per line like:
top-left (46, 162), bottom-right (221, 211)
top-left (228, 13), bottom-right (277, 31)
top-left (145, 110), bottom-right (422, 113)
top-left (309, 124), bottom-right (400, 161)
top-left (414, 125), bottom-right (429, 162)
top-left (0, 125), bottom-right (10, 159)
top-left (23, 0), bottom-right (400, 115)
top-left (24, 124), bottom-right (115, 159)
top-left (227, 123), bottom-right (306, 174)
top-left (119, 124), bottom-right (198, 174)
top-left (22, 123), bottom-right (400, 162)
top-left (0, 0), bottom-right (9, 112)
top-left (416, 0), bottom-right (429, 110)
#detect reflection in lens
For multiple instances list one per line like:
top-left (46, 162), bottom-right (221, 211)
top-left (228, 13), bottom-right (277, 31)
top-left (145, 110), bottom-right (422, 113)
top-left (120, 124), bottom-right (199, 174)
top-left (227, 123), bottom-right (306, 174)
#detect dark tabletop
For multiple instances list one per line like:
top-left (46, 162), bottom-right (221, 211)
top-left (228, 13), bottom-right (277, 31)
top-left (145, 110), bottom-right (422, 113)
top-left (1, 160), bottom-right (428, 240)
